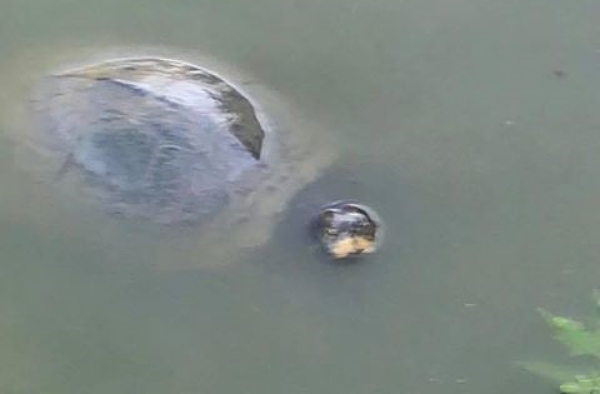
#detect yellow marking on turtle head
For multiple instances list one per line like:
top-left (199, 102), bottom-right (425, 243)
top-left (330, 236), bottom-right (376, 259)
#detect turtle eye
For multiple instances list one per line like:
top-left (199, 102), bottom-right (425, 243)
top-left (325, 228), bottom-right (339, 236)
top-left (319, 210), bottom-right (335, 223)
top-left (358, 223), bottom-right (372, 234)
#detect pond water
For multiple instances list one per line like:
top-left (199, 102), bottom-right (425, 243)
top-left (1, 0), bottom-right (600, 393)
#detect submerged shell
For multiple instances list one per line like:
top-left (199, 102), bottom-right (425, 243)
top-left (32, 57), bottom-right (274, 224)
top-left (3, 51), bottom-right (335, 266)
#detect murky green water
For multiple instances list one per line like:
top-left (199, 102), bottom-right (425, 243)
top-left (1, 0), bottom-right (600, 393)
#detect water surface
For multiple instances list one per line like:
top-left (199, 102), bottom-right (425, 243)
top-left (1, 0), bottom-right (600, 393)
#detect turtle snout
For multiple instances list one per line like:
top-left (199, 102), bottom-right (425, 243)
top-left (327, 233), bottom-right (377, 259)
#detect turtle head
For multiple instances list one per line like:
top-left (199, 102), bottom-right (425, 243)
top-left (315, 201), bottom-right (383, 260)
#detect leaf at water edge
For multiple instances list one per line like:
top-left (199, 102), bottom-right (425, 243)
top-left (539, 308), bottom-right (600, 359)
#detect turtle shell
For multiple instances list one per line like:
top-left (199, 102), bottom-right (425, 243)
top-left (31, 57), bottom-right (271, 224)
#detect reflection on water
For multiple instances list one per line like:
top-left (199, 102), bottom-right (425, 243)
top-left (1, 0), bottom-right (600, 392)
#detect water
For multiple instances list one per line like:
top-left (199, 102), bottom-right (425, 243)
top-left (1, 0), bottom-right (600, 392)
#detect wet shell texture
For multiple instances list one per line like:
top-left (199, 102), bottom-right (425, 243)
top-left (31, 57), bottom-right (271, 224)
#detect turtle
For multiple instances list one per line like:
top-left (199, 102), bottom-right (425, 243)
top-left (315, 201), bottom-right (383, 260)
top-left (7, 53), bottom-right (381, 263)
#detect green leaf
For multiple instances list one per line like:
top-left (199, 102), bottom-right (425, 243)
top-left (559, 374), bottom-right (600, 394)
top-left (520, 295), bottom-right (600, 393)
top-left (539, 308), bottom-right (600, 359)
top-left (559, 382), bottom-right (583, 394)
